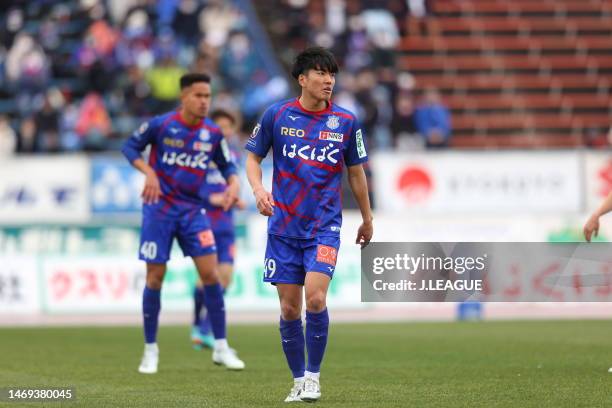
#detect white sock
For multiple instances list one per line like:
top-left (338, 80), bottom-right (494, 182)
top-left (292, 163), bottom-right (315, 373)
top-left (214, 338), bottom-right (229, 351)
top-left (145, 343), bottom-right (158, 353)
top-left (294, 376), bottom-right (305, 384)
top-left (305, 371), bottom-right (320, 380)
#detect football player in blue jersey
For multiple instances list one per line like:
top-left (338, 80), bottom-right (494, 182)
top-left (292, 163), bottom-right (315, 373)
top-left (192, 109), bottom-right (245, 349)
top-left (122, 73), bottom-right (245, 373)
top-left (245, 47), bottom-right (374, 402)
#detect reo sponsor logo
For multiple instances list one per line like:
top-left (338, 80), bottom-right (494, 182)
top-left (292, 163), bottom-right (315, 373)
top-left (162, 151), bottom-right (208, 169)
top-left (319, 131), bottom-right (343, 142)
top-left (281, 127), bottom-right (305, 137)
top-left (163, 138), bottom-right (185, 148)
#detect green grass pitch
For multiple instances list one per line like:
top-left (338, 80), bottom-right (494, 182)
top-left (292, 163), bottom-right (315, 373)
top-left (1, 320), bottom-right (611, 407)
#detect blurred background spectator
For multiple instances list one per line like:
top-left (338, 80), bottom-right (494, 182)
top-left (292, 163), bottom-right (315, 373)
top-left (414, 87), bottom-right (451, 148)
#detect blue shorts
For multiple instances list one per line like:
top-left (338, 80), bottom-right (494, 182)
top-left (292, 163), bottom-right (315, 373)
top-left (263, 234), bottom-right (340, 285)
top-left (214, 230), bottom-right (235, 264)
top-left (139, 212), bottom-right (217, 263)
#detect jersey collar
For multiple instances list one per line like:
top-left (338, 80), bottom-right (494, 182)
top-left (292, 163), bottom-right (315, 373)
top-left (294, 97), bottom-right (332, 115)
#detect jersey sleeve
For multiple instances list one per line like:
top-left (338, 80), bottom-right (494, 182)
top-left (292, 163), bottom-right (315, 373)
top-left (121, 118), bottom-right (158, 164)
top-left (344, 118), bottom-right (368, 166)
top-left (245, 106), bottom-right (275, 158)
top-left (212, 132), bottom-right (237, 180)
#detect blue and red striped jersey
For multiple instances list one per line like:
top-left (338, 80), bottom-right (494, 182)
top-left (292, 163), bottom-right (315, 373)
top-left (200, 139), bottom-right (243, 233)
top-left (245, 97), bottom-right (368, 239)
top-left (122, 111), bottom-right (237, 219)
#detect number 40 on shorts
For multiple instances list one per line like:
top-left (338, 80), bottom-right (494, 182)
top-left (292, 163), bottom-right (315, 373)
top-left (140, 241), bottom-right (158, 260)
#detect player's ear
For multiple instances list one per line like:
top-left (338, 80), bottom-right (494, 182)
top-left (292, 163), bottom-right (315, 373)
top-left (298, 73), bottom-right (307, 87)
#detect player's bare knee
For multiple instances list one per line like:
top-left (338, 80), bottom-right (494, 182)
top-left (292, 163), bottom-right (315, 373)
top-left (306, 292), bottom-right (326, 313)
top-left (200, 270), bottom-right (219, 286)
top-left (280, 302), bottom-right (301, 320)
top-left (146, 264), bottom-right (165, 289)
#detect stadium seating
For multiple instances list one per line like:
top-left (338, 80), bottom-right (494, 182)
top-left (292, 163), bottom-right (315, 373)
top-left (400, 0), bottom-right (612, 148)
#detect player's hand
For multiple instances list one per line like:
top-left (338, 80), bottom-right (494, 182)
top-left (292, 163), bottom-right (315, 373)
top-left (356, 219), bottom-right (373, 248)
top-left (208, 192), bottom-right (225, 207)
top-left (583, 214), bottom-right (600, 242)
top-left (235, 198), bottom-right (247, 210)
top-left (254, 187), bottom-right (274, 216)
top-left (142, 170), bottom-right (162, 204)
top-left (222, 182), bottom-right (240, 212)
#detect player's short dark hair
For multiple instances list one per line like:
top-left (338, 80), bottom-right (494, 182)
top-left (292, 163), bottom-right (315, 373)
top-left (179, 73), bottom-right (211, 89)
top-left (291, 46), bottom-right (339, 79)
top-left (210, 109), bottom-right (237, 126)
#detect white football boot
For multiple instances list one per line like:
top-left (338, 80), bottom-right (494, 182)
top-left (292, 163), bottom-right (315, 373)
top-left (284, 379), bottom-right (305, 402)
top-left (138, 343), bottom-right (159, 374)
top-left (212, 347), bottom-right (245, 370)
top-left (300, 376), bottom-right (321, 402)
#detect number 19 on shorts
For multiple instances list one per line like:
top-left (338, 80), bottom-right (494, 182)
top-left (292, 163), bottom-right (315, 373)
top-left (264, 258), bottom-right (276, 278)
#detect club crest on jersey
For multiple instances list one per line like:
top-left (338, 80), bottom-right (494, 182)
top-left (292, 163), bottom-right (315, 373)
top-left (199, 129), bottom-right (210, 141)
top-left (326, 115), bottom-right (340, 130)
top-left (319, 131), bottom-right (343, 142)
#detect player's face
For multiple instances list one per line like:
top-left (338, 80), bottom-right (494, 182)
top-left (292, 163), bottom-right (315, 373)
top-left (300, 68), bottom-right (336, 102)
top-left (182, 82), bottom-right (212, 119)
top-left (215, 116), bottom-right (236, 139)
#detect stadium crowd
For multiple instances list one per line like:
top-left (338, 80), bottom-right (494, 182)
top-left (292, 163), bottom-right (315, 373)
top-left (0, 0), bottom-right (449, 156)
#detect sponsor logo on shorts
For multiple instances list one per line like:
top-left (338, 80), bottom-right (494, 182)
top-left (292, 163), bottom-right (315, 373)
top-left (316, 245), bottom-right (337, 266)
top-left (198, 230), bottom-right (216, 247)
top-left (319, 131), bottom-right (344, 142)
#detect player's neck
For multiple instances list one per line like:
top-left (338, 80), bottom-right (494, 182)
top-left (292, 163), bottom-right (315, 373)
top-left (298, 94), bottom-right (329, 113)
top-left (178, 108), bottom-right (202, 126)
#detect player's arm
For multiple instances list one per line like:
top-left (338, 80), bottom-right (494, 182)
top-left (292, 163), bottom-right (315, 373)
top-left (584, 191), bottom-right (612, 242)
top-left (347, 164), bottom-right (373, 247)
top-left (211, 136), bottom-right (240, 211)
top-left (121, 121), bottom-right (161, 204)
top-left (244, 107), bottom-right (275, 216)
top-left (246, 152), bottom-right (274, 216)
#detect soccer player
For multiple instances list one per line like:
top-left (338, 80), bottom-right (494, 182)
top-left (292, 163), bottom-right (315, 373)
top-left (122, 73), bottom-right (245, 374)
top-left (245, 47), bottom-right (374, 402)
top-left (192, 109), bottom-right (245, 349)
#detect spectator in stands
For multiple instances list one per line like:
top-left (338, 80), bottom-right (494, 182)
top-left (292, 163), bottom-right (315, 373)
top-left (172, 0), bottom-right (205, 47)
top-left (361, 7), bottom-right (399, 69)
top-left (121, 65), bottom-right (151, 117)
top-left (146, 54), bottom-right (185, 114)
top-left (199, 0), bottom-right (241, 49)
top-left (74, 92), bottom-right (112, 150)
top-left (414, 87), bottom-right (452, 148)
top-left (406, 0), bottom-right (432, 36)
top-left (392, 91), bottom-right (419, 149)
top-left (16, 116), bottom-right (39, 153)
top-left (0, 115), bottom-right (16, 156)
top-left (35, 94), bottom-right (62, 152)
top-left (219, 31), bottom-right (258, 94)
